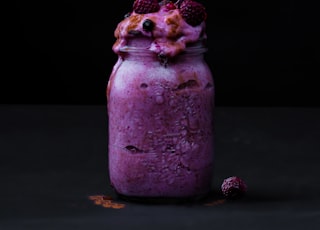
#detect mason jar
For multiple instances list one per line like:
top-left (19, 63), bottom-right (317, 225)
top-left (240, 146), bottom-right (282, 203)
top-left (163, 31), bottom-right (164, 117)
top-left (107, 43), bottom-right (214, 202)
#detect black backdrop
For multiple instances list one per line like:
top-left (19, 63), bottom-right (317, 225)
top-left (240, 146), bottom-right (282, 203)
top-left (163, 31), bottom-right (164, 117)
top-left (2, 0), bottom-right (319, 106)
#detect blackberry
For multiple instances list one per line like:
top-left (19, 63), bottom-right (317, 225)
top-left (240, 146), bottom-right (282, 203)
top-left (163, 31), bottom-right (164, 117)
top-left (142, 19), bottom-right (155, 31)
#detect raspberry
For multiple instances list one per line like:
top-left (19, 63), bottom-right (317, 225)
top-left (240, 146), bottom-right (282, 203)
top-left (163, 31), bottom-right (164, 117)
top-left (221, 176), bottom-right (247, 199)
top-left (165, 2), bottom-right (176, 11)
top-left (133, 0), bottom-right (160, 14)
top-left (179, 0), bottom-right (207, 26)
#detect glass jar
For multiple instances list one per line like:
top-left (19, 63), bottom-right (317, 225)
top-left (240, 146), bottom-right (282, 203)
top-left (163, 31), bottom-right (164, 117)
top-left (106, 44), bottom-right (214, 202)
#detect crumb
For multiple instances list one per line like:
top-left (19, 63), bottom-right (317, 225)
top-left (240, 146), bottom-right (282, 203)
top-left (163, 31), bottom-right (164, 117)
top-left (89, 195), bottom-right (126, 209)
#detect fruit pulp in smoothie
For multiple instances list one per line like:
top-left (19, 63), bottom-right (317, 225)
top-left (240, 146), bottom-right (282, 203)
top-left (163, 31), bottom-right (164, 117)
top-left (107, 51), bottom-right (214, 198)
top-left (107, 0), bottom-right (213, 199)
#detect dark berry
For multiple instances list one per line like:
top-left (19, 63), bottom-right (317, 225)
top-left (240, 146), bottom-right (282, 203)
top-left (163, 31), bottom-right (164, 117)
top-left (142, 19), bottom-right (155, 31)
top-left (221, 176), bottom-right (247, 199)
top-left (133, 0), bottom-right (160, 14)
top-left (179, 0), bottom-right (207, 26)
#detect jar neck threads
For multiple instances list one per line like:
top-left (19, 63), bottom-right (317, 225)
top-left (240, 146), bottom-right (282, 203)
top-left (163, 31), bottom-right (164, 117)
top-left (118, 43), bottom-right (207, 67)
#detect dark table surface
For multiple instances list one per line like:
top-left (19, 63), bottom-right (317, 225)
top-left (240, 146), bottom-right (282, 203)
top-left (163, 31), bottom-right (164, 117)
top-left (1, 105), bottom-right (319, 230)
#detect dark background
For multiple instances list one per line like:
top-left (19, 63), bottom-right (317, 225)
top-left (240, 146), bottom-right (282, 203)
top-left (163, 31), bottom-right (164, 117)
top-left (1, 1), bottom-right (320, 228)
top-left (2, 0), bottom-right (319, 106)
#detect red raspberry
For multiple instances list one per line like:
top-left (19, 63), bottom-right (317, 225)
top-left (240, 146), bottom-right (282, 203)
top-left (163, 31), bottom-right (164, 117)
top-left (133, 0), bottom-right (160, 14)
top-left (165, 2), bottom-right (176, 11)
top-left (179, 0), bottom-right (207, 26)
top-left (221, 176), bottom-right (247, 199)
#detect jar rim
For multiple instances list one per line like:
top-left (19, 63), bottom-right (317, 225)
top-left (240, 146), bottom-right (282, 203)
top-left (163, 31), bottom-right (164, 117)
top-left (118, 45), bottom-right (208, 55)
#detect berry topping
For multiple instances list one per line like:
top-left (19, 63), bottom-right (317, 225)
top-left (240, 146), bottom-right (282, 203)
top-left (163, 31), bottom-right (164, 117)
top-left (142, 19), bottom-right (155, 31)
top-left (221, 176), bottom-right (247, 199)
top-left (133, 0), bottom-right (160, 14)
top-left (179, 0), bottom-right (207, 26)
top-left (165, 1), bottom-right (176, 11)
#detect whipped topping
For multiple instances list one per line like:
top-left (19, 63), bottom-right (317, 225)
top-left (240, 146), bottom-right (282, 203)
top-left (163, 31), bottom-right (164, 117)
top-left (112, 4), bottom-right (207, 57)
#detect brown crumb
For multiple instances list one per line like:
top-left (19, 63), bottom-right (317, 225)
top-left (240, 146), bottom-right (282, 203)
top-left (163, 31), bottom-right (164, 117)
top-left (203, 199), bottom-right (226, 207)
top-left (111, 203), bottom-right (126, 209)
top-left (89, 195), bottom-right (125, 209)
top-left (94, 200), bottom-right (103, 205)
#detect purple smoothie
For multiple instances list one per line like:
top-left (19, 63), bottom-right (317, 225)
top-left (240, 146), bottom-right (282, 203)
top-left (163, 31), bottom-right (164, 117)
top-left (107, 0), bottom-right (214, 199)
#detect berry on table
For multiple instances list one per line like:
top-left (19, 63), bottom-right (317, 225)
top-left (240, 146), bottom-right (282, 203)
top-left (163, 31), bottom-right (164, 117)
top-left (221, 176), bottom-right (247, 199)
